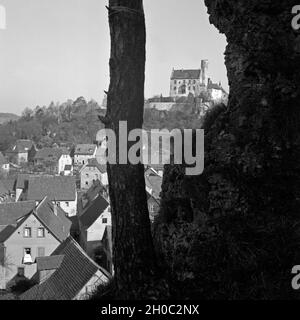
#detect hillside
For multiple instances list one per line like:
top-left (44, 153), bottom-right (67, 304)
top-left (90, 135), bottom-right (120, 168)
top-left (0, 113), bottom-right (20, 125)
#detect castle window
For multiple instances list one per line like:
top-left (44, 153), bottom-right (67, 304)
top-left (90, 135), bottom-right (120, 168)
top-left (178, 84), bottom-right (186, 95)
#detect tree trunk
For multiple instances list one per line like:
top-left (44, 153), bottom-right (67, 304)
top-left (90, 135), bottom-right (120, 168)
top-left (105, 0), bottom-right (158, 299)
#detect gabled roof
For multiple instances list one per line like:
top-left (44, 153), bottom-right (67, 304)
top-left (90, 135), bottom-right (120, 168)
top-left (6, 140), bottom-right (34, 154)
top-left (27, 176), bottom-right (76, 201)
top-left (21, 237), bottom-right (111, 300)
top-left (34, 197), bottom-right (71, 242)
top-left (79, 194), bottom-right (109, 229)
top-left (36, 255), bottom-right (65, 271)
top-left (171, 69), bottom-right (201, 80)
top-left (0, 198), bottom-right (71, 243)
top-left (34, 147), bottom-right (69, 162)
top-left (80, 158), bottom-right (107, 174)
top-left (0, 201), bottom-right (36, 228)
top-left (74, 144), bottom-right (97, 156)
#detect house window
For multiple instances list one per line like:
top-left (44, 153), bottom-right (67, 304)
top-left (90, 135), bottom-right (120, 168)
top-left (193, 80), bottom-right (196, 84)
top-left (174, 87), bottom-right (177, 91)
top-left (65, 202), bottom-right (69, 207)
top-left (86, 173), bottom-right (89, 178)
top-left (37, 227), bottom-right (45, 238)
top-left (174, 80), bottom-right (177, 84)
top-left (193, 86), bottom-right (196, 91)
top-left (23, 248), bottom-right (33, 265)
top-left (102, 218), bottom-right (108, 224)
top-left (188, 86), bottom-right (191, 91)
top-left (37, 247), bottom-right (45, 257)
top-left (17, 267), bottom-right (25, 276)
top-left (23, 227), bottom-right (32, 238)
top-left (85, 181), bottom-right (89, 186)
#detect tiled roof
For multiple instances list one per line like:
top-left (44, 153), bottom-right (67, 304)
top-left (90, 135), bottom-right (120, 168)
top-left (171, 69), bottom-right (201, 80)
top-left (16, 174), bottom-right (30, 190)
top-left (84, 158), bottom-right (107, 174)
top-left (0, 198), bottom-right (71, 243)
top-left (207, 82), bottom-right (223, 90)
top-left (27, 176), bottom-right (76, 201)
top-left (34, 197), bottom-right (71, 242)
top-left (7, 140), bottom-right (34, 154)
top-left (0, 201), bottom-right (36, 228)
top-left (21, 237), bottom-right (111, 300)
top-left (75, 144), bottom-right (97, 156)
top-left (34, 147), bottom-right (69, 162)
top-left (0, 181), bottom-right (8, 197)
top-left (36, 255), bottom-right (65, 271)
top-left (1, 178), bottom-right (16, 193)
top-left (79, 194), bottom-right (109, 229)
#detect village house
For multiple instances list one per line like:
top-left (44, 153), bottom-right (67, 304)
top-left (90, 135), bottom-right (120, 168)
top-left (77, 181), bottom-right (110, 259)
top-left (5, 139), bottom-right (36, 165)
top-left (80, 158), bottom-right (108, 190)
top-left (20, 237), bottom-right (111, 300)
top-left (74, 144), bottom-right (97, 166)
top-left (34, 147), bottom-right (72, 175)
top-left (0, 152), bottom-right (9, 175)
top-left (0, 181), bottom-right (10, 204)
top-left (0, 198), bottom-right (71, 289)
top-left (26, 176), bottom-right (77, 217)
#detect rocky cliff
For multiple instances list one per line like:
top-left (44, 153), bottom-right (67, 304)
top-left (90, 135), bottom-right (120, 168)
top-left (155, 0), bottom-right (300, 299)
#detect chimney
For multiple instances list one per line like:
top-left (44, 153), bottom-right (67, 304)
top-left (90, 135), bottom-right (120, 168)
top-left (201, 60), bottom-right (208, 85)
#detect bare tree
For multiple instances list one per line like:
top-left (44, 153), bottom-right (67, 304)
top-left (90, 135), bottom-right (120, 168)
top-left (103, 0), bottom-right (161, 299)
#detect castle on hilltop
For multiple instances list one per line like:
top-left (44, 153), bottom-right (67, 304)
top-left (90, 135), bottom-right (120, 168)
top-left (170, 60), bottom-right (227, 102)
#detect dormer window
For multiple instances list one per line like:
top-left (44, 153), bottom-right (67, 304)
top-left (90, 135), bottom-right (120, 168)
top-left (23, 227), bottom-right (32, 238)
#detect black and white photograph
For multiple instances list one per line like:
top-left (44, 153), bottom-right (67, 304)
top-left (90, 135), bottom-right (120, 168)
top-left (0, 0), bottom-right (300, 309)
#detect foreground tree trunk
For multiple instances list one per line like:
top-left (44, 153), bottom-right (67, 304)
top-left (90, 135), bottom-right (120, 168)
top-left (105, 0), bottom-right (160, 299)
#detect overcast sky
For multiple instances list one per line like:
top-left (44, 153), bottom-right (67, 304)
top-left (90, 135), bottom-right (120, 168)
top-left (0, 0), bottom-right (228, 115)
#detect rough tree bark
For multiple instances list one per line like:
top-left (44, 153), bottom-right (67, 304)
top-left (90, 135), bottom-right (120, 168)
top-left (104, 0), bottom-right (161, 299)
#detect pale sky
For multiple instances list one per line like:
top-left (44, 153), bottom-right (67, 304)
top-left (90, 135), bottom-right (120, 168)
top-left (0, 0), bottom-right (228, 115)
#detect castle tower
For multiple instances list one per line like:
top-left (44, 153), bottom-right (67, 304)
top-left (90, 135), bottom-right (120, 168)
top-left (201, 60), bottom-right (209, 86)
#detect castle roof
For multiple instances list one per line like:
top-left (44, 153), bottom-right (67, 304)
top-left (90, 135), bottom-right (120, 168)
top-left (171, 69), bottom-right (201, 80)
